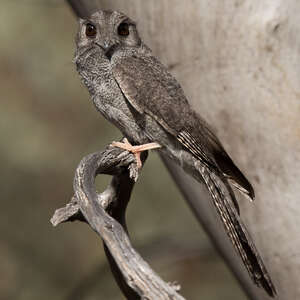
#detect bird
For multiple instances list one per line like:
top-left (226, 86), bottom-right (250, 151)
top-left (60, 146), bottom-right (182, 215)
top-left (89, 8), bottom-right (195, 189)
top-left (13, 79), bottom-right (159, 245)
top-left (74, 10), bottom-right (276, 297)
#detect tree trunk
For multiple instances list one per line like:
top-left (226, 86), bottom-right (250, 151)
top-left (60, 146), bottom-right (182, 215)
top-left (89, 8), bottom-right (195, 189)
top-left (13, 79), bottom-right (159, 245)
top-left (69, 1), bottom-right (300, 299)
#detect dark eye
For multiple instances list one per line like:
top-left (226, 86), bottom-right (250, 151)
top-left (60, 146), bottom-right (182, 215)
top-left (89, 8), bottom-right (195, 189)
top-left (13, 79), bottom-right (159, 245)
top-left (85, 23), bottom-right (97, 38)
top-left (118, 22), bottom-right (129, 36)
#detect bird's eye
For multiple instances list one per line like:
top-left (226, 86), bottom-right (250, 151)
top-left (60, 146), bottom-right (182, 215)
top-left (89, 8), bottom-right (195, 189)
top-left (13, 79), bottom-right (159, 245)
top-left (85, 23), bottom-right (97, 38)
top-left (118, 22), bottom-right (129, 36)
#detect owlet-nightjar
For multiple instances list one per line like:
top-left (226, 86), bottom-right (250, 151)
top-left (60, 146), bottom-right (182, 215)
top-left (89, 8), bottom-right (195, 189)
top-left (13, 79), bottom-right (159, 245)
top-left (74, 10), bottom-right (276, 297)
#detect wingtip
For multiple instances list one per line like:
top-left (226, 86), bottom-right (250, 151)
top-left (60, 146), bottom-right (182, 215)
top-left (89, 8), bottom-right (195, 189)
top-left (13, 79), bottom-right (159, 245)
top-left (227, 178), bottom-right (255, 202)
top-left (249, 185), bottom-right (255, 201)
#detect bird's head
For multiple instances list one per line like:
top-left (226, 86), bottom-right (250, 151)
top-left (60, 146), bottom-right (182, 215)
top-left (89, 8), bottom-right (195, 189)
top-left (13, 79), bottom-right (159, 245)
top-left (75, 10), bottom-right (141, 62)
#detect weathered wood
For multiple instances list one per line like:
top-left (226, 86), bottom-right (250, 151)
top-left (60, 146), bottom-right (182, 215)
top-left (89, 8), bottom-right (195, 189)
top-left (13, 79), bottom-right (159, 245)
top-left (51, 146), bottom-right (185, 300)
top-left (66, 0), bottom-right (100, 18)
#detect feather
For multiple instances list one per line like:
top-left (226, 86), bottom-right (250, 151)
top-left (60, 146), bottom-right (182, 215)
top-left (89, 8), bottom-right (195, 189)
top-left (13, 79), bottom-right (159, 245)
top-left (112, 53), bottom-right (276, 296)
top-left (113, 55), bottom-right (255, 201)
top-left (199, 164), bottom-right (276, 297)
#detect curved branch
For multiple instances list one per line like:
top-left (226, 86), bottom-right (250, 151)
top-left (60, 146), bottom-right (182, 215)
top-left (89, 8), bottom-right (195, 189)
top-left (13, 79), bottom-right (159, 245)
top-left (51, 146), bottom-right (184, 300)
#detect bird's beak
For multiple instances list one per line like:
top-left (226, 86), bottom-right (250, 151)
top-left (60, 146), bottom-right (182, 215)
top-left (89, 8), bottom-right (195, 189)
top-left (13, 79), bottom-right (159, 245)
top-left (96, 42), bottom-right (115, 60)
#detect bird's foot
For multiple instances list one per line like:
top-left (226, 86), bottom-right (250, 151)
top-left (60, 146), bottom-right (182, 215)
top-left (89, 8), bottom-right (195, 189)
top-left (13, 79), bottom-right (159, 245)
top-left (111, 138), bottom-right (161, 169)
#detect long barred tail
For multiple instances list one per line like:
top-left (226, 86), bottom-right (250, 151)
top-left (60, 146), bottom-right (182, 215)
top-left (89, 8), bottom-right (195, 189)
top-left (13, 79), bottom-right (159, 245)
top-left (199, 164), bottom-right (277, 297)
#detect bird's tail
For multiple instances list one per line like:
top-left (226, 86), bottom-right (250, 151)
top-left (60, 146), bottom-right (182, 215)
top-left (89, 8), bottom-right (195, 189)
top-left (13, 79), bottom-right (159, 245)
top-left (199, 164), bottom-right (277, 297)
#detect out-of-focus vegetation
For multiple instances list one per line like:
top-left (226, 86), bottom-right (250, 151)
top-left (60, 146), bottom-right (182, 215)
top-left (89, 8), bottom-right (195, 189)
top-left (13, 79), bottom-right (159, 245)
top-left (0, 2), bottom-right (246, 299)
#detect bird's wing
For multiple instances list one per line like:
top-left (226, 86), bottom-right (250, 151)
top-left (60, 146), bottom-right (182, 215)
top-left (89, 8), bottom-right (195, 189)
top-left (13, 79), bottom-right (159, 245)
top-left (112, 54), bottom-right (276, 296)
top-left (112, 54), bottom-right (254, 199)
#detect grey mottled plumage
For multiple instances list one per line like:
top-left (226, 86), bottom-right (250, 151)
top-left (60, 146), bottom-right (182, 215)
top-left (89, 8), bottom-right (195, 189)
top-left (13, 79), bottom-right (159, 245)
top-left (74, 10), bottom-right (276, 297)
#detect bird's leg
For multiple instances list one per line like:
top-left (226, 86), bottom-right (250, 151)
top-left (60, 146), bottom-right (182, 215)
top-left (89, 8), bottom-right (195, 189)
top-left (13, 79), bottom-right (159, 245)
top-left (111, 138), bottom-right (161, 169)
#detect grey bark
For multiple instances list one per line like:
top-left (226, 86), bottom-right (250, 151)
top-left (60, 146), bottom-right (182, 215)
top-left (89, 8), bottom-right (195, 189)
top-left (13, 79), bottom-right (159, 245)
top-left (66, 1), bottom-right (299, 299)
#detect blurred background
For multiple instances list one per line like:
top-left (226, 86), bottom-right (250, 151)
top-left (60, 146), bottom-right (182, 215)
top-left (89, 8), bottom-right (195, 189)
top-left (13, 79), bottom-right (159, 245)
top-left (0, 1), bottom-right (247, 299)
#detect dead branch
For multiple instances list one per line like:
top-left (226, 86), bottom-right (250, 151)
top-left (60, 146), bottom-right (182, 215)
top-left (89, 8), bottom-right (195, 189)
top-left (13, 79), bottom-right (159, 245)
top-left (51, 146), bottom-right (184, 300)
